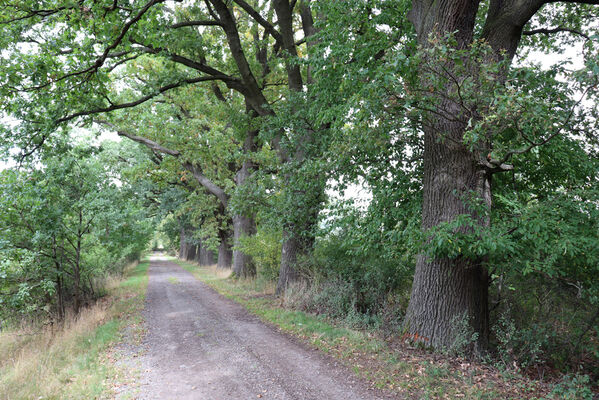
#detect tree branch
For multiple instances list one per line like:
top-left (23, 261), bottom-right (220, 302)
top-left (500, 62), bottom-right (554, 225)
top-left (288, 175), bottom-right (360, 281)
top-left (523, 26), bottom-right (590, 40)
top-left (231, 0), bottom-right (284, 45)
top-left (170, 20), bottom-right (223, 28)
top-left (183, 163), bottom-right (229, 207)
top-left (96, 120), bottom-right (180, 156)
top-left (131, 41), bottom-right (248, 94)
top-left (16, 0), bottom-right (165, 92)
top-left (57, 76), bottom-right (223, 123)
top-left (96, 121), bottom-right (229, 207)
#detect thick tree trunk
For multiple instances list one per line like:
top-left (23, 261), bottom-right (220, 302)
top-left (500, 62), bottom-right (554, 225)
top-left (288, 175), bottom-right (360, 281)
top-left (232, 126), bottom-right (257, 278)
top-left (404, 128), bottom-right (491, 350)
top-left (403, 0), bottom-right (492, 351)
top-left (194, 240), bottom-right (202, 263)
top-left (73, 211), bottom-right (83, 314)
top-left (276, 228), bottom-right (309, 294)
top-left (52, 239), bottom-right (65, 321)
top-left (275, 176), bottom-right (324, 294)
top-left (179, 226), bottom-right (187, 259)
top-left (217, 228), bottom-right (233, 269)
top-left (402, 0), bottom-right (538, 351)
top-left (198, 238), bottom-right (216, 266)
top-left (56, 267), bottom-right (64, 321)
top-left (201, 246), bottom-right (216, 266)
top-left (186, 243), bottom-right (197, 261)
top-left (232, 213), bottom-right (255, 277)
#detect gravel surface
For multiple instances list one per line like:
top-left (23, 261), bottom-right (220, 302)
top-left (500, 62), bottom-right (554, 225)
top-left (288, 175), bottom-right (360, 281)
top-left (117, 255), bottom-right (392, 400)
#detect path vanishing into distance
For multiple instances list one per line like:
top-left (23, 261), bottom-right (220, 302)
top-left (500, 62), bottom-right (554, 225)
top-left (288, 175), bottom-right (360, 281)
top-left (117, 255), bottom-right (391, 400)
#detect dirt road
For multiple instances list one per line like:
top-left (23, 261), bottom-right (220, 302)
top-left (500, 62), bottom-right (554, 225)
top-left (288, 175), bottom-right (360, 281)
top-left (119, 256), bottom-right (390, 400)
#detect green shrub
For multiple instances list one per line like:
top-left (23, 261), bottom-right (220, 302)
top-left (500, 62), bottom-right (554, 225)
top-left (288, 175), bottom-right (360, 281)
top-left (236, 228), bottom-right (281, 282)
top-left (446, 312), bottom-right (480, 357)
top-left (310, 233), bottom-right (412, 317)
top-left (549, 374), bottom-right (593, 400)
top-left (490, 275), bottom-right (599, 377)
top-left (493, 309), bottom-right (546, 370)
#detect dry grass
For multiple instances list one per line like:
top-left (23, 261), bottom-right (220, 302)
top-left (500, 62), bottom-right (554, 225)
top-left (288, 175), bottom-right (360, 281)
top-left (181, 261), bottom-right (277, 296)
top-left (0, 303), bottom-right (114, 399)
top-left (0, 260), bottom-right (149, 400)
top-left (206, 264), bottom-right (233, 279)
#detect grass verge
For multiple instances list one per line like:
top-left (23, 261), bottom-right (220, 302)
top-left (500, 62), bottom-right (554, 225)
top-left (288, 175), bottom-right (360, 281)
top-left (0, 260), bottom-right (149, 400)
top-left (173, 258), bottom-right (556, 400)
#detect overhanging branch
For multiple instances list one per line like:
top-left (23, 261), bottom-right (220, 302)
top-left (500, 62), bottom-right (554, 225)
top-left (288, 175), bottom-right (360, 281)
top-left (232, 0), bottom-right (284, 45)
top-left (57, 76), bottom-right (224, 123)
top-left (523, 26), bottom-right (590, 40)
top-left (170, 20), bottom-right (223, 28)
top-left (96, 121), bottom-right (229, 207)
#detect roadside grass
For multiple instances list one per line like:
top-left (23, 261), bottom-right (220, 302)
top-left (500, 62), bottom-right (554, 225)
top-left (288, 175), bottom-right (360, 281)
top-left (0, 260), bottom-right (149, 400)
top-left (173, 258), bottom-right (552, 400)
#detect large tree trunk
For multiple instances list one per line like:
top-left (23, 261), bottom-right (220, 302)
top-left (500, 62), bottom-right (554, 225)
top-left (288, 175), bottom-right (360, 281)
top-left (194, 239), bottom-right (202, 263)
top-left (403, 0), bottom-right (490, 350)
top-left (73, 210), bottom-right (83, 314)
top-left (275, 171), bottom-right (324, 294)
top-left (217, 228), bottom-right (233, 269)
top-left (272, 1), bottom-right (323, 294)
top-left (404, 130), bottom-right (491, 350)
top-left (201, 246), bottom-right (216, 266)
top-left (276, 228), bottom-right (310, 294)
top-left (186, 243), bottom-right (197, 261)
top-left (402, 0), bottom-right (539, 351)
top-left (179, 226), bottom-right (187, 259)
top-left (198, 237), bottom-right (216, 266)
top-left (275, 176), bottom-right (322, 294)
top-left (232, 213), bottom-right (255, 277)
top-left (232, 125), bottom-right (257, 278)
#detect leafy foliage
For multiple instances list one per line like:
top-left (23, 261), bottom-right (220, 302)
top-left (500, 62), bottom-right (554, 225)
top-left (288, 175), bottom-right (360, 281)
top-left (0, 140), bottom-right (155, 321)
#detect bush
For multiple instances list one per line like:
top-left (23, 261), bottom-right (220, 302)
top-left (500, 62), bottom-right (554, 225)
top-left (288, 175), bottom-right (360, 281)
top-left (446, 311), bottom-right (480, 357)
top-left (490, 274), bottom-right (599, 378)
top-left (236, 228), bottom-right (281, 282)
top-left (280, 230), bottom-right (413, 331)
top-left (549, 374), bottom-right (593, 400)
top-left (309, 233), bottom-right (413, 318)
top-left (493, 309), bottom-right (546, 371)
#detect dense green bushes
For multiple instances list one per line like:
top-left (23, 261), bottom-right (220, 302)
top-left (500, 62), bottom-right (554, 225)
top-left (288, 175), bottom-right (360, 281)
top-left (0, 142), bottom-right (155, 324)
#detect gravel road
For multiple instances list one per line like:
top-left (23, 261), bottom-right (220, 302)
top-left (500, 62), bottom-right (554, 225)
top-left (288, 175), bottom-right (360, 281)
top-left (119, 256), bottom-right (391, 400)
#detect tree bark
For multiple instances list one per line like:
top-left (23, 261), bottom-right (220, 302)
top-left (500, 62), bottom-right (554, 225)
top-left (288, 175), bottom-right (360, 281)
top-left (217, 227), bottom-right (233, 269)
top-left (73, 210), bottom-right (83, 314)
top-left (404, 129), bottom-right (491, 350)
top-left (271, 2), bottom-right (325, 294)
top-left (403, 0), bottom-right (546, 351)
top-left (403, 0), bottom-right (488, 350)
top-left (232, 125), bottom-right (258, 278)
top-left (232, 213), bottom-right (256, 277)
top-left (275, 181), bottom-right (322, 294)
top-left (276, 229), bottom-right (307, 294)
top-left (194, 239), bottom-right (202, 263)
top-left (200, 243), bottom-right (216, 266)
top-left (179, 226), bottom-right (187, 259)
top-left (186, 243), bottom-right (197, 261)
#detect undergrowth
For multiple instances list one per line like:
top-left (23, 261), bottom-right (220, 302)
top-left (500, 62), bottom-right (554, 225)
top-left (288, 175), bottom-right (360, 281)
top-left (0, 260), bottom-right (149, 400)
